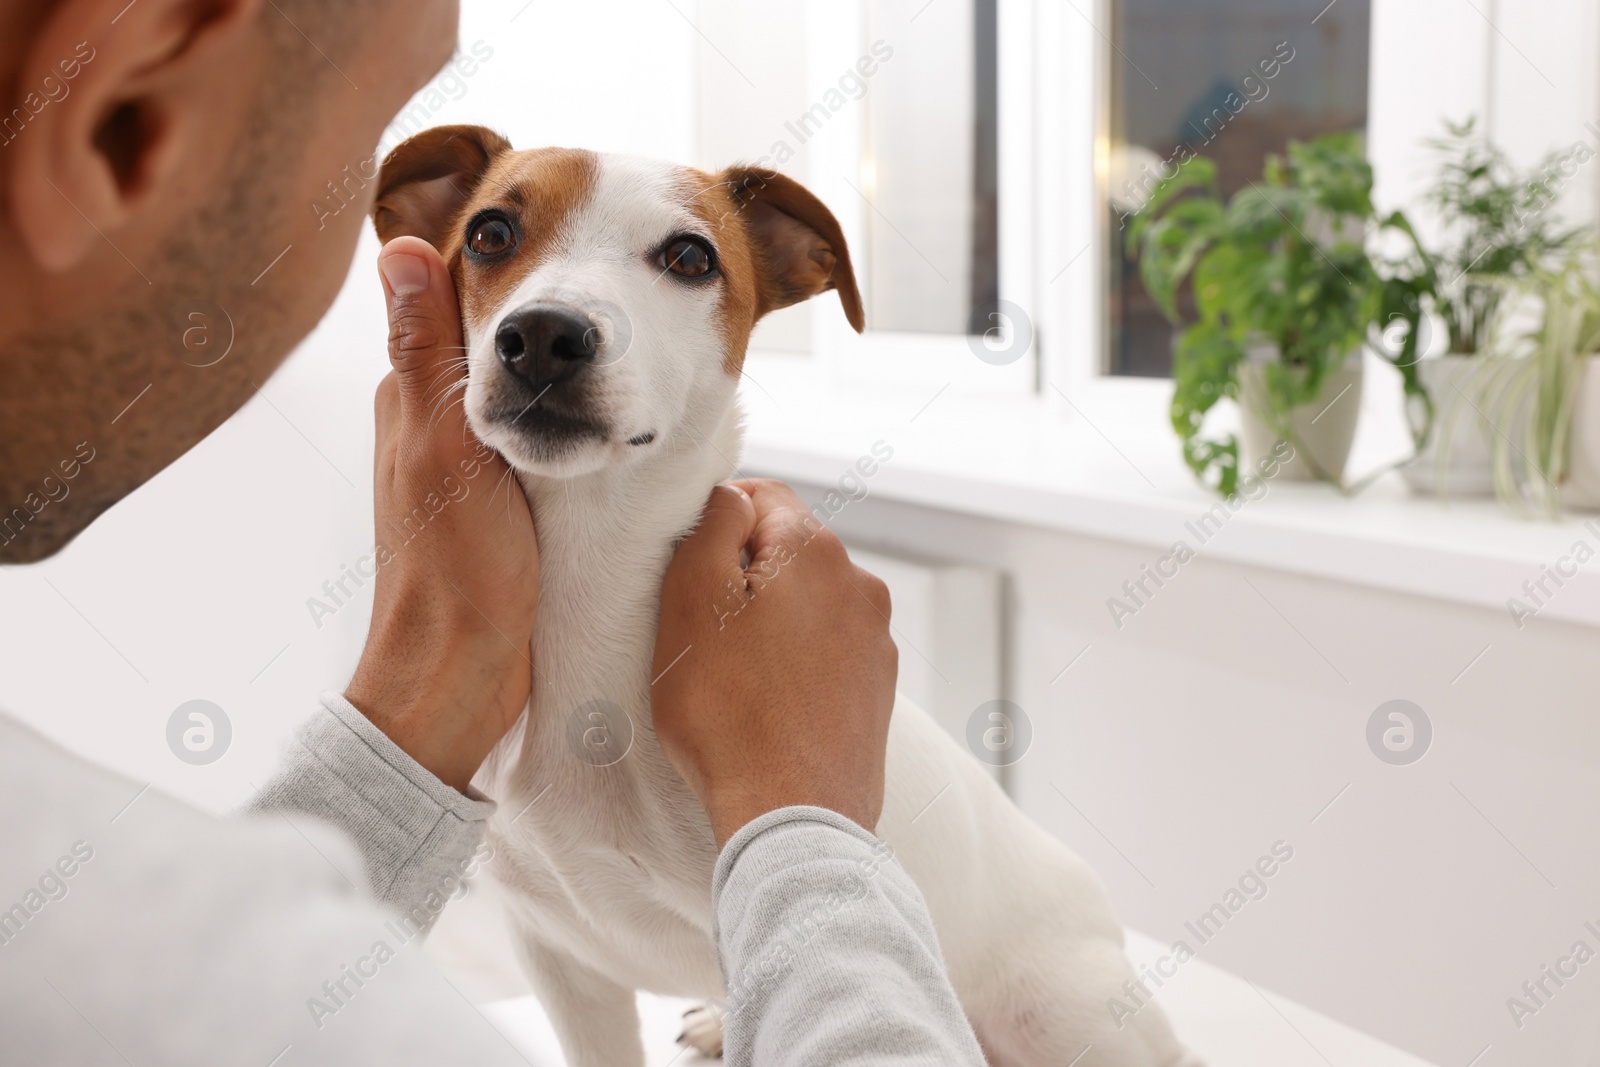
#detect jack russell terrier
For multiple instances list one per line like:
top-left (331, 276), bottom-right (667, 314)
top-left (370, 125), bottom-right (1200, 1067)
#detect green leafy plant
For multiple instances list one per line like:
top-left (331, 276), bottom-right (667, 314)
top-left (1422, 118), bottom-right (1581, 357)
top-left (1128, 132), bottom-right (1432, 495)
top-left (1460, 250), bottom-right (1600, 517)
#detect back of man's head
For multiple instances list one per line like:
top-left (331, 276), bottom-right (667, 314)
top-left (0, 0), bottom-right (458, 562)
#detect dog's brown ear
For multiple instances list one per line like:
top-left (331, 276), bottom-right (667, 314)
top-left (372, 125), bottom-right (513, 248)
top-left (721, 168), bottom-right (865, 333)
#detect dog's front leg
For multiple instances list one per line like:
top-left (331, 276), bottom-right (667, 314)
top-left (515, 938), bottom-right (646, 1067)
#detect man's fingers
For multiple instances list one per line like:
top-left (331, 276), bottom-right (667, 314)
top-left (378, 236), bottom-right (466, 415)
top-left (373, 372), bottom-right (400, 436)
top-left (730, 478), bottom-right (799, 509)
top-left (850, 565), bottom-right (893, 619)
top-left (729, 478), bottom-right (810, 535)
top-left (371, 372), bottom-right (402, 487)
top-left (731, 477), bottom-right (835, 564)
top-left (671, 484), bottom-right (758, 591)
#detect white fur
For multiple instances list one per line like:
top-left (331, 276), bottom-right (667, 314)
top-left (463, 153), bottom-right (1201, 1067)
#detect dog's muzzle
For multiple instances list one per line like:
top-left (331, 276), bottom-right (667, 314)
top-left (495, 302), bottom-right (600, 391)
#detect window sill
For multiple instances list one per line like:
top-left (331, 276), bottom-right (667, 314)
top-left (738, 356), bottom-right (1600, 629)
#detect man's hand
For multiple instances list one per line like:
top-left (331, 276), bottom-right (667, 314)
top-left (344, 238), bottom-right (540, 793)
top-left (651, 479), bottom-right (899, 847)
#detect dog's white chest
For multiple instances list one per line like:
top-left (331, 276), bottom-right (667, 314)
top-left (475, 454), bottom-right (734, 999)
top-left (487, 749), bottom-right (726, 998)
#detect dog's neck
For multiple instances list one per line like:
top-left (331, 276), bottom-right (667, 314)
top-left (513, 398), bottom-right (744, 742)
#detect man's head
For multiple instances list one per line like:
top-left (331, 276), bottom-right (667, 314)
top-left (0, 0), bottom-right (459, 562)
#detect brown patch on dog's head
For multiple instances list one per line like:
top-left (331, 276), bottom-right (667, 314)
top-left (372, 127), bottom-right (600, 329)
top-left (683, 166), bottom-right (864, 373)
top-left (727, 168), bottom-right (865, 330)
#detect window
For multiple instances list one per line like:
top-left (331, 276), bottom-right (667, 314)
top-left (862, 0), bottom-right (999, 336)
top-left (695, 0), bottom-right (1031, 395)
top-left (1105, 0), bottom-right (1372, 378)
top-left (694, 0), bottom-right (1378, 403)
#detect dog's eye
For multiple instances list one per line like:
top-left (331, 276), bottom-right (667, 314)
top-left (466, 214), bottom-right (516, 257)
top-left (659, 236), bottom-right (716, 279)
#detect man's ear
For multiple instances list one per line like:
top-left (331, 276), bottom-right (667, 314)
top-left (721, 167), bottom-right (865, 333)
top-left (372, 125), bottom-right (513, 248)
top-left (5, 0), bottom-right (262, 273)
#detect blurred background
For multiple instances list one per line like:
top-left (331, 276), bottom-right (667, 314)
top-left (4, 0), bottom-right (1600, 1063)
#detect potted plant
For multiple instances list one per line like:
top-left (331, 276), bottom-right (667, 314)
top-left (1469, 250), bottom-right (1600, 517)
top-left (1128, 132), bottom-right (1430, 496)
top-left (1406, 118), bottom-right (1581, 497)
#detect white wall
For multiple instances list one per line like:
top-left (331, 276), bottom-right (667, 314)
top-left (1369, 0), bottom-right (1600, 234)
top-left (801, 481), bottom-right (1600, 1066)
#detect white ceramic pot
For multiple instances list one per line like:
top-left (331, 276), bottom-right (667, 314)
top-left (1402, 355), bottom-right (1496, 498)
top-left (1561, 355), bottom-right (1600, 512)
top-left (1237, 351), bottom-right (1364, 483)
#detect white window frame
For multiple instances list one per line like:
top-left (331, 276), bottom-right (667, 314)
top-left (1034, 0), bottom-right (1172, 425)
top-left (747, 0), bottom-right (1039, 399)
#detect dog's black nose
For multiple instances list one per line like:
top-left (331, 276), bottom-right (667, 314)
top-left (495, 304), bottom-right (598, 387)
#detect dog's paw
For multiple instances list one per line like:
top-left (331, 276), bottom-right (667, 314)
top-left (677, 1004), bottom-right (724, 1058)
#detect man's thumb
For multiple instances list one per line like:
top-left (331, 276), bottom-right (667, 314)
top-left (672, 484), bottom-right (758, 588)
top-left (379, 237), bottom-right (464, 399)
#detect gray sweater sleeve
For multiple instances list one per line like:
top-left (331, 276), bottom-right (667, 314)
top-left (244, 692), bottom-right (495, 921)
top-left (713, 806), bottom-right (987, 1067)
top-left (253, 701), bottom-right (984, 1063)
